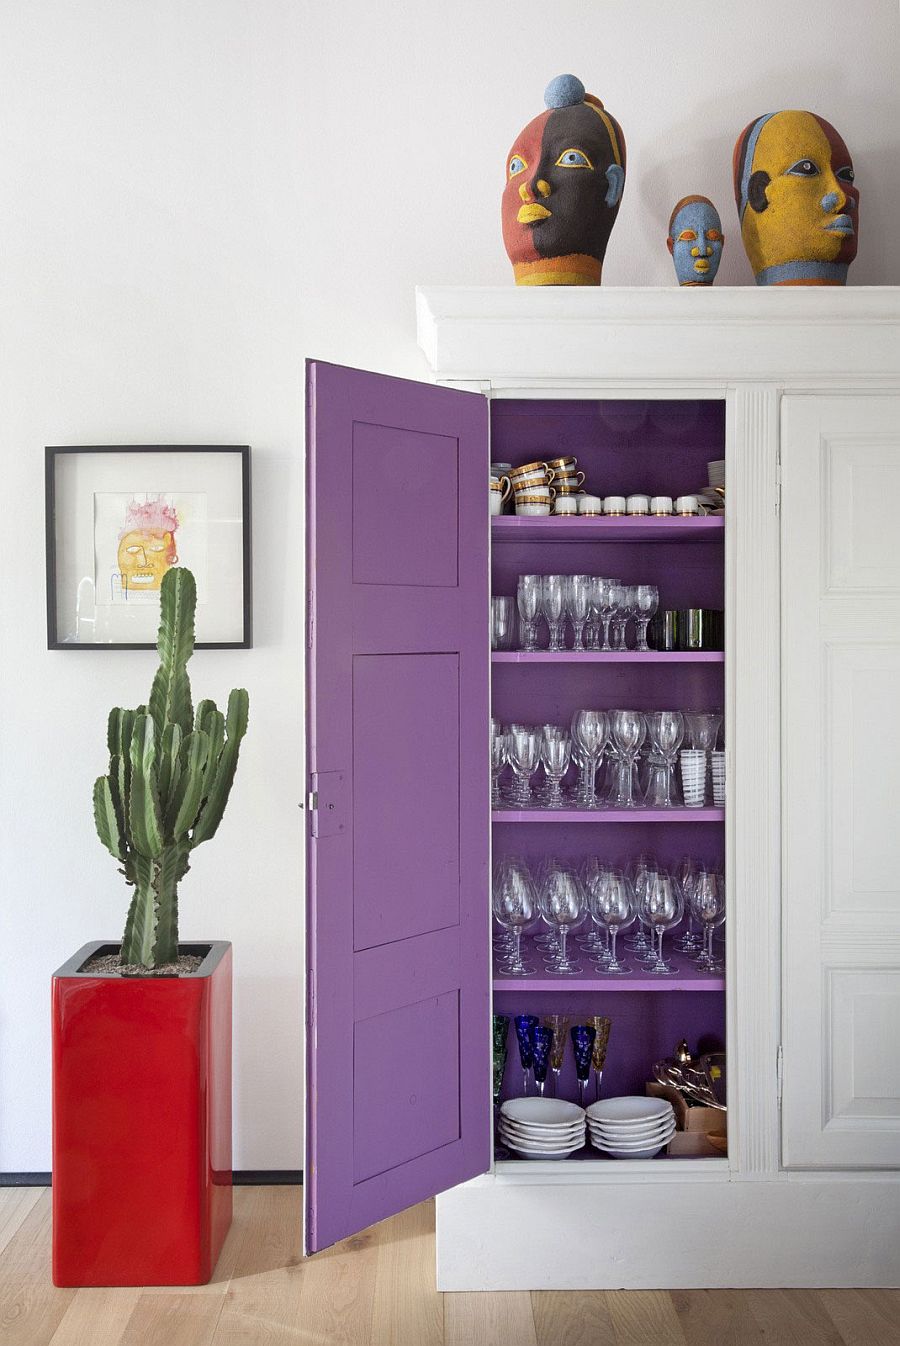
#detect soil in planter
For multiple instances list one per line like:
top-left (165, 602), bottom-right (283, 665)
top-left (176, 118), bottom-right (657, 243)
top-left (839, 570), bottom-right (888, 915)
top-left (82, 952), bottom-right (204, 977)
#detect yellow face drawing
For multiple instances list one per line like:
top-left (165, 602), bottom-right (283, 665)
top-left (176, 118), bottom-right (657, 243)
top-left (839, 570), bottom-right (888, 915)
top-left (735, 110), bottom-right (858, 285)
top-left (117, 529), bottom-right (177, 591)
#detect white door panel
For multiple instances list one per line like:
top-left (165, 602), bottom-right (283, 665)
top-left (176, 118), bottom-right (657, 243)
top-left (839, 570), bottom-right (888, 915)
top-left (782, 395), bottom-right (900, 1169)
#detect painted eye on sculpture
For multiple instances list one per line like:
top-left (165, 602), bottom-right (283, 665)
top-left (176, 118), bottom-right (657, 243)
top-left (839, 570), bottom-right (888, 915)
top-left (508, 155), bottom-right (527, 178)
top-left (836, 165), bottom-right (855, 184)
top-left (555, 148), bottom-right (593, 169)
top-left (677, 230), bottom-right (697, 242)
top-left (786, 159), bottom-right (819, 177)
top-left (706, 229), bottom-right (723, 242)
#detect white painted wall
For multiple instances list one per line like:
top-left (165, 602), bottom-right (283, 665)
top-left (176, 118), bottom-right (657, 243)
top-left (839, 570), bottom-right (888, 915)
top-left (1, 0), bottom-right (897, 1172)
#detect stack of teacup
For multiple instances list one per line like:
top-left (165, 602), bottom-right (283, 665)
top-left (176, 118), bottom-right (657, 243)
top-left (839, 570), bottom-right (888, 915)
top-left (507, 456), bottom-right (587, 516)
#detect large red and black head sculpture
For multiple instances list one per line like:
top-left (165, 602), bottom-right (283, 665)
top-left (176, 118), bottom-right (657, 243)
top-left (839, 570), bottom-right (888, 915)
top-left (502, 74), bottom-right (626, 286)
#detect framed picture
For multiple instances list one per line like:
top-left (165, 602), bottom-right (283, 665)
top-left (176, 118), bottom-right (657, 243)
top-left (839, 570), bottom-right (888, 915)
top-left (46, 445), bottom-right (252, 649)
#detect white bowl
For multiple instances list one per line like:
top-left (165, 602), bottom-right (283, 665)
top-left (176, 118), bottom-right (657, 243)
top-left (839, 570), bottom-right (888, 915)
top-left (502, 1098), bottom-right (585, 1126)
top-left (590, 1140), bottom-right (670, 1159)
top-left (503, 1137), bottom-right (585, 1159)
top-left (589, 1126), bottom-right (676, 1153)
top-left (500, 1132), bottom-right (584, 1154)
top-left (587, 1097), bottom-right (673, 1124)
top-left (501, 1123), bottom-right (585, 1144)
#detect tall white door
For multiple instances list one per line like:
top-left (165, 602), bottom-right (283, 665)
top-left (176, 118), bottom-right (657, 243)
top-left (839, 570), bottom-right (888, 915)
top-left (781, 394), bottom-right (900, 1168)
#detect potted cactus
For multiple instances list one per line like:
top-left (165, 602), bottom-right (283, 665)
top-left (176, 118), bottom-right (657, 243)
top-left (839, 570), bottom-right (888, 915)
top-left (51, 568), bottom-right (249, 1288)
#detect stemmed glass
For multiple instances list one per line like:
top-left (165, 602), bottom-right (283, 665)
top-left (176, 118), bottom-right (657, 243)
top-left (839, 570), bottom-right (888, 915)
top-left (570, 1024), bottom-right (597, 1108)
top-left (506, 725), bottom-right (541, 807)
top-left (541, 574), bottom-right (565, 652)
top-left (539, 865), bottom-right (584, 975)
top-left (492, 858), bottom-right (537, 976)
top-left (607, 581), bottom-right (627, 650)
top-left (540, 728), bottom-right (571, 809)
top-left (490, 721), bottom-right (508, 808)
top-left (598, 578), bottom-right (621, 652)
top-left (614, 584), bottom-right (637, 651)
top-left (675, 854), bottom-right (702, 953)
top-left (543, 1014), bottom-right (570, 1097)
top-left (571, 710), bottom-right (608, 810)
top-left (639, 870), bottom-right (684, 976)
top-left (592, 869), bottom-right (636, 975)
top-left (581, 858), bottom-right (612, 963)
top-left (513, 1013), bottom-right (538, 1094)
top-left (624, 853), bottom-right (656, 956)
top-left (690, 868), bottom-right (726, 972)
top-left (633, 584), bottom-right (659, 653)
top-left (609, 709), bottom-right (646, 808)
top-left (516, 574), bottom-right (542, 653)
top-left (589, 1015), bottom-right (612, 1100)
top-left (531, 1025), bottom-right (553, 1097)
top-left (564, 574), bottom-right (592, 652)
top-left (644, 710), bottom-right (685, 808)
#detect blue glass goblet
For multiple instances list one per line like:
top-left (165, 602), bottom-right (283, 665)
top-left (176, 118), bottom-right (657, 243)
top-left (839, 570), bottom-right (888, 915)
top-left (531, 1024), bottom-right (553, 1098)
top-left (570, 1024), bottom-right (597, 1108)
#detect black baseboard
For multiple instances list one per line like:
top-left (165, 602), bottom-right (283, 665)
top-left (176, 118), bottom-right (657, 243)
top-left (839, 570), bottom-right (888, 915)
top-left (1, 1170), bottom-right (302, 1188)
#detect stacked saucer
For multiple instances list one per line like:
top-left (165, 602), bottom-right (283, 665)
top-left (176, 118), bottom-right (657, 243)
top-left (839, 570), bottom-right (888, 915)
top-left (499, 1097), bottom-right (586, 1159)
top-left (586, 1097), bottom-right (676, 1159)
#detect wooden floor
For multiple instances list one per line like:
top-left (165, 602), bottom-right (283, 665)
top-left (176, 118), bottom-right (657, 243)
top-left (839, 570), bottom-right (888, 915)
top-left (2, 1186), bottom-right (899, 1345)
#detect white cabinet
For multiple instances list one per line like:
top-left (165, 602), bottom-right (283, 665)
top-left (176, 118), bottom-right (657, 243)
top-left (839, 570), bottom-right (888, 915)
top-left (409, 288), bottom-right (900, 1289)
top-left (781, 394), bottom-right (900, 1169)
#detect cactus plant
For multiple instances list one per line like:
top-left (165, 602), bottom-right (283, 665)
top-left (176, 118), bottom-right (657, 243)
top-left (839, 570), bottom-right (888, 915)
top-left (93, 567), bottom-right (249, 969)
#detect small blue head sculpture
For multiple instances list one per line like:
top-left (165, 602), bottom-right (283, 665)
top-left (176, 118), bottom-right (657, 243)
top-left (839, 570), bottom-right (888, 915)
top-left (667, 195), bottom-right (725, 286)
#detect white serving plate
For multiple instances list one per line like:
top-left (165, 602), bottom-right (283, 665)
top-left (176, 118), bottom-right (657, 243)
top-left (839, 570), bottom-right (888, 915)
top-left (587, 1097), bottom-right (673, 1124)
top-left (502, 1097), bottom-right (585, 1126)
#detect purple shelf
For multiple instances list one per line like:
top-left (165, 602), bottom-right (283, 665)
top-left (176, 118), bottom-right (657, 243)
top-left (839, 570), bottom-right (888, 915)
top-left (492, 808), bottom-right (725, 824)
top-left (491, 516), bottom-right (724, 543)
top-left (491, 650), bottom-right (724, 664)
top-left (494, 968), bottom-right (725, 993)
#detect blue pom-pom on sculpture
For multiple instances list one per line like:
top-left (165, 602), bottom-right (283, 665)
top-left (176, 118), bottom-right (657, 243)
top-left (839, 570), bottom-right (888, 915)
top-left (544, 74), bottom-right (585, 109)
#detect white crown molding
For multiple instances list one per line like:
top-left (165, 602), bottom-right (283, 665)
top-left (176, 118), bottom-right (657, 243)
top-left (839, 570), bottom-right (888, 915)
top-left (416, 285), bottom-right (900, 387)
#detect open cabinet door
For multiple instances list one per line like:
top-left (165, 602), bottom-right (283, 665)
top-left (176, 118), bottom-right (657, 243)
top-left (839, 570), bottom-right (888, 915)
top-left (305, 360), bottom-right (491, 1252)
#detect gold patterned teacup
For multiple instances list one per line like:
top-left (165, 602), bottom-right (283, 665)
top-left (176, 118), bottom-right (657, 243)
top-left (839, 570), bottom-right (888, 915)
top-left (509, 460), bottom-right (554, 494)
top-left (515, 495), bottom-right (553, 516)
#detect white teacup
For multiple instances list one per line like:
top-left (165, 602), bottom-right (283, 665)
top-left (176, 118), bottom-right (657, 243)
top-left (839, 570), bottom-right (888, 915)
top-left (553, 496), bottom-right (578, 515)
top-left (577, 494), bottom-right (604, 515)
top-left (651, 496), bottom-right (674, 515)
top-left (515, 495), bottom-right (552, 516)
top-left (603, 495), bottom-right (627, 516)
top-left (675, 495), bottom-right (699, 515)
top-left (518, 483), bottom-right (555, 502)
top-left (626, 494), bottom-right (650, 515)
top-left (509, 460), bottom-right (553, 491)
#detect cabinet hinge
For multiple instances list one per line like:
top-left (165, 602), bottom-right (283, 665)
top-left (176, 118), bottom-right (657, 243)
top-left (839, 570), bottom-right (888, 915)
top-left (307, 791), bottom-right (318, 810)
top-left (776, 1044), bottom-right (784, 1104)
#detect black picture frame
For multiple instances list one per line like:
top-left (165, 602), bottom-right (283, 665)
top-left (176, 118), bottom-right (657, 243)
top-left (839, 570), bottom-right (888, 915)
top-left (45, 445), bottom-right (252, 650)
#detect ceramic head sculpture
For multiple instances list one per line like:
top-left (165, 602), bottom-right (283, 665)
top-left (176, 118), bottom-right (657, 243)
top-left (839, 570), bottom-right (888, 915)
top-left (667, 196), bottom-right (725, 285)
top-left (502, 74), bottom-right (626, 285)
top-left (733, 110), bottom-right (858, 285)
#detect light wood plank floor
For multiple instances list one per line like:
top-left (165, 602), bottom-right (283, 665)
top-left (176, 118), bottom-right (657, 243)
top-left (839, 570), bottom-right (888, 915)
top-left (2, 1186), bottom-right (898, 1345)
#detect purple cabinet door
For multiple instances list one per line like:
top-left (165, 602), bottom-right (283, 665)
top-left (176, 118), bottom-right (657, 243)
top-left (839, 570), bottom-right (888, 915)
top-left (305, 359), bottom-right (490, 1253)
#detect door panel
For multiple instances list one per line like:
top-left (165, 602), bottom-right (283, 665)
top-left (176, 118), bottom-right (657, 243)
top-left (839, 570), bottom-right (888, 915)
top-left (305, 360), bottom-right (490, 1251)
top-left (781, 395), bottom-right (900, 1168)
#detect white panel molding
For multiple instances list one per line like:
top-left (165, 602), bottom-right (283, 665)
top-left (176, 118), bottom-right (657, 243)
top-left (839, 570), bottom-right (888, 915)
top-left (728, 384), bottom-right (782, 1179)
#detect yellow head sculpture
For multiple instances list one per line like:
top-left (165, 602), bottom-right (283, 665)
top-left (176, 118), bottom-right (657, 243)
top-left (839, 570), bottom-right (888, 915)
top-left (116, 496), bottom-right (179, 593)
top-left (733, 110), bottom-right (858, 285)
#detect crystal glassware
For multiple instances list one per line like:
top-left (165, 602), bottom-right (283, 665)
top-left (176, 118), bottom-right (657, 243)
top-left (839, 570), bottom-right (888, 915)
top-left (541, 574), bottom-right (566, 652)
top-left (633, 584), bottom-right (659, 652)
top-left (540, 729), bottom-right (571, 809)
top-left (490, 595), bottom-right (516, 651)
top-left (513, 1013), bottom-right (538, 1094)
top-left (570, 1024), bottom-right (597, 1107)
top-left (543, 1014), bottom-right (571, 1097)
top-left (644, 710), bottom-right (685, 808)
top-left (490, 722), bottom-right (508, 809)
top-left (690, 867), bottom-right (726, 973)
top-left (506, 725), bottom-right (541, 807)
top-left (539, 865), bottom-right (584, 975)
top-left (492, 857), bottom-right (537, 976)
top-left (570, 709), bottom-right (608, 810)
top-left (531, 1024), bottom-right (553, 1097)
top-left (492, 1015), bottom-right (509, 1112)
top-left (639, 870), bottom-right (684, 975)
top-left (608, 581), bottom-right (628, 650)
top-left (598, 577), bottom-right (622, 652)
top-left (516, 574), bottom-right (542, 652)
top-left (592, 869), bottom-right (636, 975)
top-left (588, 1015), bottom-right (612, 1100)
top-left (564, 574), bottom-right (592, 652)
top-left (609, 708), bottom-right (646, 808)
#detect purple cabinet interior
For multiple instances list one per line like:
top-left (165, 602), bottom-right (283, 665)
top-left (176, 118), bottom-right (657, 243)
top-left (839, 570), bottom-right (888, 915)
top-left (305, 360), bottom-right (490, 1253)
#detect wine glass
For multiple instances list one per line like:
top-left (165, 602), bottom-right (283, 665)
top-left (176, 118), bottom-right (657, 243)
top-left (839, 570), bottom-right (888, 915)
top-left (675, 854), bottom-right (702, 953)
top-left (690, 867), bottom-right (726, 972)
top-left (490, 722), bottom-right (508, 808)
top-left (564, 574), bottom-right (592, 652)
top-left (570, 1024), bottom-right (597, 1108)
top-left (516, 574), bottom-right (542, 652)
top-left (598, 577), bottom-right (622, 652)
top-left (634, 584), bottom-right (659, 653)
top-left (591, 869), bottom-right (636, 975)
top-left (531, 1025), bottom-right (553, 1097)
top-left (541, 574), bottom-right (565, 652)
top-left (543, 1014), bottom-right (570, 1097)
top-left (609, 709), bottom-right (646, 808)
top-left (539, 865), bottom-right (584, 975)
top-left (624, 853), bottom-right (657, 956)
top-left (580, 858), bottom-right (612, 962)
top-left (644, 710), bottom-right (684, 808)
top-left (492, 858), bottom-right (537, 976)
top-left (506, 725), bottom-right (541, 807)
top-left (513, 1014), bottom-right (538, 1095)
top-left (588, 1015), bottom-right (612, 1100)
top-left (540, 729), bottom-right (571, 809)
top-left (608, 581), bottom-right (627, 650)
top-left (570, 709), bottom-right (608, 810)
top-left (639, 870), bottom-right (684, 975)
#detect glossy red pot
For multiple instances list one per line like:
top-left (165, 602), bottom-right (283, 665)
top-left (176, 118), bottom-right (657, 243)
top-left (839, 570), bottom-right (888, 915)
top-left (52, 940), bottom-right (232, 1286)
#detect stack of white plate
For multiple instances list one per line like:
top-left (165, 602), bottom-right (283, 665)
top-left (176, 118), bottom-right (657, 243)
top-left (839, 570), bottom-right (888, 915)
top-left (586, 1097), bottom-right (676, 1158)
top-left (707, 458), bottom-right (726, 489)
top-left (499, 1097), bottom-right (586, 1159)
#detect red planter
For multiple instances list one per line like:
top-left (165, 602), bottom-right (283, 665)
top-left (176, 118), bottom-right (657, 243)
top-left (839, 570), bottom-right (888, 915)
top-left (52, 940), bottom-right (232, 1287)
